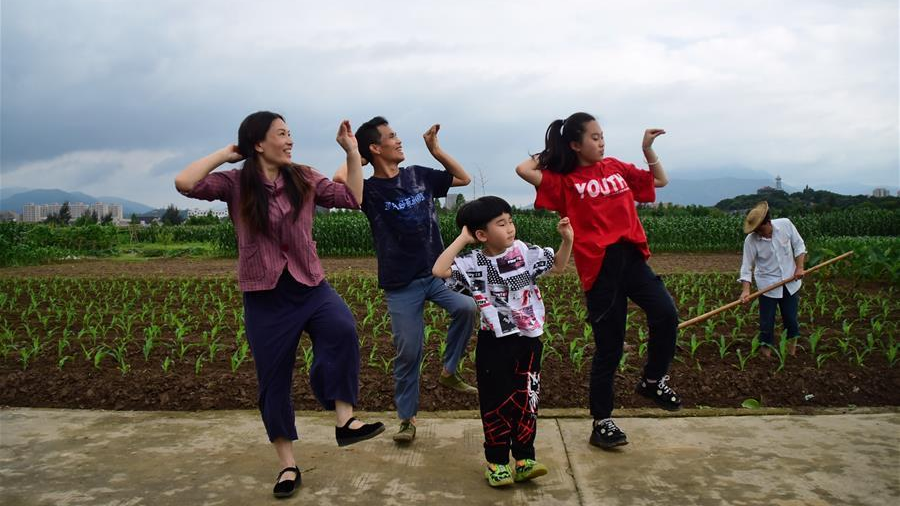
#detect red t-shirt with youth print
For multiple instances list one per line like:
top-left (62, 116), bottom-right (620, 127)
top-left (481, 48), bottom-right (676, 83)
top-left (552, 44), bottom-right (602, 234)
top-left (534, 157), bottom-right (656, 291)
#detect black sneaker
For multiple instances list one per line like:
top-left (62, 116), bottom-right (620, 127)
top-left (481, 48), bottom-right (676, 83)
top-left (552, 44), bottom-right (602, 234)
top-left (636, 375), bottom-right (682, 411)
top-left (589, 418), bottom-right (628, 449)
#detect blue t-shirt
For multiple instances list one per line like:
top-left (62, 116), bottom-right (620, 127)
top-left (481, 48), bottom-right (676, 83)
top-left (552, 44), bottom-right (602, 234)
top-left (361, 165), bottom-right (453, 290)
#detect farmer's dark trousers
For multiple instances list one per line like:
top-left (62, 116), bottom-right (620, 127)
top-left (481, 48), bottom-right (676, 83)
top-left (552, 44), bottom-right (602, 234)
top-left (243, 270), bottom-right (360, 442)
top-left (758, 290), bottom-right (800, 346)
top-left (476, 330), bottom-right (542, 465)
top-left (585, 242), bottom-right (679, 420)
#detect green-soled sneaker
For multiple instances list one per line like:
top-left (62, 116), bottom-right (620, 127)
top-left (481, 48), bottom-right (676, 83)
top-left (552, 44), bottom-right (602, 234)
top-left (514, 459), bottom-right (548, 482)
top-left (392, 420), bottom-right (416, 443)
top-left (439, 373), bottom-right (477, 394)
top-left (485, 463), bottom-right (514, 487)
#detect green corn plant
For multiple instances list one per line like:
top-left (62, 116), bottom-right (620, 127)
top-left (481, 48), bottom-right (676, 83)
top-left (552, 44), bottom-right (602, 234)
top-left (559, 321), bottom-right (572, 338)
top-left (582, 324), bottom-right (592, 342)
top-left (870, 318), bottom-right (883, 335)
top-left (230, 340), bottom-right (250, 373)
top-left (749, 336), bottom-right (761, 357)
top-left (298, 344), bottom-right (314, 374)
top-left (367, 343), bottom-right (380, 367)
top-left (17, 336), bottom-right (42, 370)
top-left (703, 319), bottom-right (717, 342)
top-left (419, 350), bottom-right (434, 376)
top-left (617, 351), bottom-right (630, 373)
top-left (570, 346), bottom-right (587, 373)
top-left (540, 341), bottom-right (561, 365)
top-left (0, 324), bottom-right (15, 359)
top-left (857, 299), bottom-right (870, 319)
top-left (143, 325), bottom-right (161, 361)
top-left (93, 346), bottom-right (109, 369)
top-left (638, 341), bottom-right (648, 358)
top-left (717, 334), bottom-right (734, 359)
top-left (734, 349), bottom-right (750, 371)
top-left (423, 324), bottom-right (437, 346)
top-left (380, 356), bottom-right (394, 375)
top-left (111, 342), bottom-right (131, 375)
top-left (161, 356), bottom-right (173, 373)
top-left (57, 328), bottom-right (72, 358)
top-left (194, 355), bottom-right (205, 375)
top-left (807, 326), bottom-right (826, 355)
top-left (206, 337), bottom-right (221, 362)
top-left (884, 343), bottom-right (899, 367)
top-left (835, 336), bottom-right (852, 355)
top-left (816, 352), bottom-right (835, 369)
top-left (689, 333), bottom-right (702, 359)
top-left (57, 355), bottom-right (73, 369)
top-left (438, 338), bottom-right (448, 361)
top-left (850, 345), bottom-right (870, 367)
top-left (841, 319), bottom-right (854, 336)
top-left (773, 337), bottom-right (789, 373)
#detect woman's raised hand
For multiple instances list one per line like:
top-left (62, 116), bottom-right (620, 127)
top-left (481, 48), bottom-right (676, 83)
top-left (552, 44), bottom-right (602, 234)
top-left (336, 120), bottom-right (358, 153)
top-left (219, 144), bottom-right (244, 164)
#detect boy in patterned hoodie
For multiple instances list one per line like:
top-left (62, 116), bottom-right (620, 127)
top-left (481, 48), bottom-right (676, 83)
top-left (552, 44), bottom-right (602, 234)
top-left (432, 196), bottom-right (573, 487)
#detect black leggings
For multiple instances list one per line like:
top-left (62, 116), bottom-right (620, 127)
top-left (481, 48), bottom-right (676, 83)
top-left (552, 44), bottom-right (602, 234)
top-left (584, 243), bottom-right (678, 420)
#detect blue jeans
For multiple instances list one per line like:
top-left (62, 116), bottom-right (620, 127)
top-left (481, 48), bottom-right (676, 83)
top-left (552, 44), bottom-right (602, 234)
top-left (758, 290), bottom-right (800, 346)
top-left (384, 276), bottom-right (477, 420)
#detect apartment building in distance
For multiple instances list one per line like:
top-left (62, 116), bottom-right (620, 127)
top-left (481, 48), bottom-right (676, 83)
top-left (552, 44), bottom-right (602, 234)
top-left (22, 202), bottom-right (124, 223)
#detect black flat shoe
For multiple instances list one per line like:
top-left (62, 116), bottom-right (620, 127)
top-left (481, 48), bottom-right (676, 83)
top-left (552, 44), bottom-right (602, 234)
top-left (273, 466), bottom-right (301, 499)
top-left (335, 417), bottom-right (385, 447)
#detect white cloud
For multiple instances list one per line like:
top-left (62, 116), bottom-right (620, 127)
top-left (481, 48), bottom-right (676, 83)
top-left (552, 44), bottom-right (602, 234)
top-left (1, 0), bottom-right (897, 206)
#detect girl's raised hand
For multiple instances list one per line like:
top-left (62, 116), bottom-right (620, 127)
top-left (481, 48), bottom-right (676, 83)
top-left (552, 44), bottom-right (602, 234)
top-left (336, 120), bottom-right (358, 153)
top-left (557, 217), bottom-right (574, 241)
top-left (642, 129), bottom-right (666, 150)
top-left (220, 144), bottom-right (244, 164)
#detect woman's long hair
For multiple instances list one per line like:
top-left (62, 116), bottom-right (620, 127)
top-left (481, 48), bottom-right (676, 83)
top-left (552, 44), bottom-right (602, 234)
top-left (237, 111), bottom-right (311, 237)
top-left (537, 112), bottom-right (596, 174)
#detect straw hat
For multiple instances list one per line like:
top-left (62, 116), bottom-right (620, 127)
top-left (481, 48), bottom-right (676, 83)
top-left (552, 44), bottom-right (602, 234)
top-left (743, 201), bottom-right (769, 234)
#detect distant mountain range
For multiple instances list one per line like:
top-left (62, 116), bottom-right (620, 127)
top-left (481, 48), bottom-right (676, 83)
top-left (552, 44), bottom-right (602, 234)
top-left (2, 176), bottom-right (895, 217)
top-left (0, 188), bottom-right (155, 217)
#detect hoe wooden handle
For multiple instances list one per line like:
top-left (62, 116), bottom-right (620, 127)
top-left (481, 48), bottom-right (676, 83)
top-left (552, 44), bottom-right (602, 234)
top-left (677, 250), bottom-right (855, 330)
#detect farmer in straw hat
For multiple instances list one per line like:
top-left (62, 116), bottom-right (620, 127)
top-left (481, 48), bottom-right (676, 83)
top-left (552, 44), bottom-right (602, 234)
top-left (739, 201), bottom-right (807, 357)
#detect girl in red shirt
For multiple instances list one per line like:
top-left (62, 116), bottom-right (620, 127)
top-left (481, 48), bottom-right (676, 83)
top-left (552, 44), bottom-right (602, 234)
top-left (516, 112), bottom-right (683, 449)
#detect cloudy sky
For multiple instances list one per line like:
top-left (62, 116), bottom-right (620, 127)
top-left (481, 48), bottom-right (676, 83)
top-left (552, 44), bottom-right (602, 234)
top-left (2, 0), bottom-right (897, 209)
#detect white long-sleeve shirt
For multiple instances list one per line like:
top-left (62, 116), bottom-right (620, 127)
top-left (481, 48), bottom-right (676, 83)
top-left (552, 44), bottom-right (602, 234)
top-left (739, 218), bottom-right (807, 298)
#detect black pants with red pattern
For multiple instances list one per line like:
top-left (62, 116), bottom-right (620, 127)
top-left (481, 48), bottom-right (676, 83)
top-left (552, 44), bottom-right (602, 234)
top-left (475, 330), bottom-right (543, 465)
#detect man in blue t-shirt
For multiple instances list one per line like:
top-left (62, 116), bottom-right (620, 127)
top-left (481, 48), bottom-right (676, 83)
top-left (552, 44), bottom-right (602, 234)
top-left (334, 116), bottom-right (476, 443)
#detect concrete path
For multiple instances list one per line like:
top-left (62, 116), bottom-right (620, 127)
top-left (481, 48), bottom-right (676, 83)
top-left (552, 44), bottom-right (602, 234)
top-left (1, 408), bottom-right (898, 506)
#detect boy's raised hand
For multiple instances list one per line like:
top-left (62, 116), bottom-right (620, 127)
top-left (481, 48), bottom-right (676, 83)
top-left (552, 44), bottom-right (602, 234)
top-left (458, 225), bottom-right (477, 245)
top-left (423, 124), bottom-right (441, 154)
top-left (557, 217), bottom-right (574, 242)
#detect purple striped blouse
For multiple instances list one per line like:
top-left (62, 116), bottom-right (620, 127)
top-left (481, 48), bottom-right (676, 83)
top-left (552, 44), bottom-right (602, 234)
top-left (180, 166), bottom-right (359, 292)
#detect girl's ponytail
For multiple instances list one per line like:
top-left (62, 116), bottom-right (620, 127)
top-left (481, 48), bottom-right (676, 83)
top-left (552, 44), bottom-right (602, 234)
top-left (537, 112), bottom-right (596, 174)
